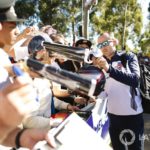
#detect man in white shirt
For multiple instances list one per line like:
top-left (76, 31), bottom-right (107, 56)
top-left (93, 32), bottom-right (144, 150)
top-left (0, 2), bottom-right (56, 149)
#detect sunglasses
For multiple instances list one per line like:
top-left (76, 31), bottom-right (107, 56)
top-left (97, 40), bottom-right (110, 49)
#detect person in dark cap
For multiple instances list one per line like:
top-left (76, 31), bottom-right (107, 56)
top-left (75, 38), bottom-right (92, 50)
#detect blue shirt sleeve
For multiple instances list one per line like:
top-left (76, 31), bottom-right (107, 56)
top-left (108, 53), bottom-right (140, 88)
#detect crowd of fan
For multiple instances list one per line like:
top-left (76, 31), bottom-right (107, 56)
top-left (0, 1), bottom-right (148, 150)
top-left (0, 2), bottom-right (98, 149)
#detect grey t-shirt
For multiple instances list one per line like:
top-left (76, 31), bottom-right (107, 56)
top-left (0, 66), bottom-right (11, 90)
top-left (0, 48), bottom-right (11, 90)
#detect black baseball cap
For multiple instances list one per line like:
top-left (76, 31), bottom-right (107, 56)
top-left (75, 39), bottom-right (92, 49)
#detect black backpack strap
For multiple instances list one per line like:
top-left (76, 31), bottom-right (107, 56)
top-left (119, 52), bottom-right (138, 104)
top-left (117, 51), bottom-right (129, 68)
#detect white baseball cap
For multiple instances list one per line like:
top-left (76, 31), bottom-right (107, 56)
top-left (0, 6), bottom-right (26, 22)
top-left (0, 0), bottom-right (15, 8)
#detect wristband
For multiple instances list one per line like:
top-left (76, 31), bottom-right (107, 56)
top-left (15, 129), bottom-right (26, 149)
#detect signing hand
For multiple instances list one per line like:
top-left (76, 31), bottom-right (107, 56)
top-left (92, 57), bottom-right (109, 72)
top-left (20, 128), bottom-right (56, 149)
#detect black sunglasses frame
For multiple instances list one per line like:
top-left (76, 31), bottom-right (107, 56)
top-left (97, 41), bottom-right (110, 49)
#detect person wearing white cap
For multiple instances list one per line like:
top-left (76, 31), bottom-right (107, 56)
top-left (0, 0), bottom-right (15, 9)
top-left (22, 34), bottom-right (80, 130)
top-left (0, 1), bottom-right (56, 149)
top-left (0, 5), bottom-right (26, 64)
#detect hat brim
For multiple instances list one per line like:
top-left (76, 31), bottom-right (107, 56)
top-left (0, 18), bottom-right (26, 22)
top-left (0, 6), bottom-right (26, 22)
top-left (0, 0), bottom-right (15, 9)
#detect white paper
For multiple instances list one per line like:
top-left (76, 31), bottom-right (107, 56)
top-left (33, 113), bottom-right (112, 150)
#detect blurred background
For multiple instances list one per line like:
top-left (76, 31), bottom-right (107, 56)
top-left (14, 0), bottom-right (150, 56)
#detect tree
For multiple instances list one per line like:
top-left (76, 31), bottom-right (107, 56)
top-left (15, 0), bottom-right (37, 26)
top-left (139, 23), bottom-right (150, 56)
top-left (91, 0), bottom-right (143, 51)
top-left (39, 0), bottom-right (82, 34)
top-left (15, 0), bottom-right (147, 54)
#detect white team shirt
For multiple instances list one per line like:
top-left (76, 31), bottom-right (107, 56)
top-left (105, 60), bottom-right (143, 115)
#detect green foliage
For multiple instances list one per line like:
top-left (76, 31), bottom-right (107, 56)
top-left (91, 0), bottom-right (143, 51)
top-left (15, 0), bottom-right (36, 18)
top-left (141, 39), bottom-right (150, 56)
top-left (139, 23), bottom-right (150, 56)
top-left (14, 0), bottom-right (148, 54)
top-left (15, 0), bottom-right (82, 33)
top-left (15, 0), bottom-right (38, 26)
top-left (39, 0), bottom-right (82, 33)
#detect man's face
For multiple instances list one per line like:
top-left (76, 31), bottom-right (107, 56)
top-left (0, 22), bottom-right (19, 46)
top-left (97, 35), bottom-right (115, 58)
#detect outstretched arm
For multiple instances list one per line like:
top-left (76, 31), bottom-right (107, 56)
top-left (2, 127), bottom-right (56, 149)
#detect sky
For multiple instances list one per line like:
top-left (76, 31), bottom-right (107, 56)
top-left (138, 0), bottom-right (150, 27)
top-left (126, 0), bottom-right (149, 50)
